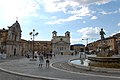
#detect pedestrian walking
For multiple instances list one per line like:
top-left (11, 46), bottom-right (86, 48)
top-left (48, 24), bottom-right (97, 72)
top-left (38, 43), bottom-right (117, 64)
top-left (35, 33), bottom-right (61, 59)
top-left (38, 53), bottom-right (44, 68)
top-left (46, 59), bottom-right (50, 68)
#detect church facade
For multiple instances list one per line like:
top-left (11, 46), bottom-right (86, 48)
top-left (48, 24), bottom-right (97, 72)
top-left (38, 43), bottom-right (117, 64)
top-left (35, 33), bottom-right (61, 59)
top-left (1, 20), bottom-right (22, 56)
top-left (52, 31), bottom-right (71, 55)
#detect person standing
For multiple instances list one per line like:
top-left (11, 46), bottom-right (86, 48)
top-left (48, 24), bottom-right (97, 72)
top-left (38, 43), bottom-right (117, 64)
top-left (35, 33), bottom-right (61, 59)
top-left (38, 53), bottom-right (44, 68)
top-left (46, 58), bottom-right (50, 68)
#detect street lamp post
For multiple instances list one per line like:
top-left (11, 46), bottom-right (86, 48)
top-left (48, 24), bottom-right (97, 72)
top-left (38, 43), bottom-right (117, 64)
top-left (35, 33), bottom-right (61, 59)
top-left (29, 29), bottom-right (38, 59)
top-left (82, 38), bottom-right (89, 53)
top-left (82, 38), bottom-right (88, 46)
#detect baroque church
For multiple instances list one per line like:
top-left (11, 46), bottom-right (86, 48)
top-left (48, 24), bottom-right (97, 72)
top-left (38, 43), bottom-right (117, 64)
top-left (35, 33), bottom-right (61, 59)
top-left (52, 31), bottom-right (71, 55)
top-left (0, 20), bottom-right (22, 56)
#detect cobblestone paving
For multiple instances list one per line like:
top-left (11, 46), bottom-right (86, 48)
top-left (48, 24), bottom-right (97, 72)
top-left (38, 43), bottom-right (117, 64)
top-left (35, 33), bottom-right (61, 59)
top-left (52, 61), bottom-right (120, 77)
top-left (0, 55), bottom-right (120, 80)
top-left (0, 70), bottom-right (47, 80)
top-left (0, 56), bottom-right (24, 63)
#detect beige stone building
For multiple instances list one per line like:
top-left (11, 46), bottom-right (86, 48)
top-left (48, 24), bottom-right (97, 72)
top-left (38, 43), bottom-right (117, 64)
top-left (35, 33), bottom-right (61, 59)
top-left (52, 31), bottom-right (70, 55)
top-left (0, 29), bottom-right (8, 52)
top-left (70, 44), bottom-right (85, 53)
top-left (0, 20), bottom-right (22, 56)
top-left (116, 37), bottom-right (120, 54)
top-left (27, 41), bottom-right (52, 54)
top-left (20, 39), bottom-right (28, 56)
top-left (87, 41), bottom-right (98, 52)
top-left (87, 37), bottom-right (117, 54)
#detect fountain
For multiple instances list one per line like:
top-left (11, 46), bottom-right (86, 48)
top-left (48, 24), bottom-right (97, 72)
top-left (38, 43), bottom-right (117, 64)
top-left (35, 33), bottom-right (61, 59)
top-left (69, 28), bottom-right (120, 72)
top-left (88, 28), bottom-right (120, 68)
top-left (88, 43), bottom-right (120, 68)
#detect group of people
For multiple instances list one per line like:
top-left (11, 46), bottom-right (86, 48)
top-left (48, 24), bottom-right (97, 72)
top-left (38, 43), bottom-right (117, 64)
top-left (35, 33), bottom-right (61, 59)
top-left (0, 51), bottom-right (6, 59)
top-left (38, 52), bottom-right (50, 68)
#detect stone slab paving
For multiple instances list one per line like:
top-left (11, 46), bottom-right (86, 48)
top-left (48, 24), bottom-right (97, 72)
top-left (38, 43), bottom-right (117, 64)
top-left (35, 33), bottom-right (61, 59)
top-left (0, 55), bottom-right (120, 80)
top-left (52, 61), bottom-right (120, 77)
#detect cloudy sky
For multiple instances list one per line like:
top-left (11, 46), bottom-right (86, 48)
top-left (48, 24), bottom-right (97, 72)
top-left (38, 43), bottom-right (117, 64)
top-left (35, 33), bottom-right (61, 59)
top-left (0, 0), bottom-right (120, 45)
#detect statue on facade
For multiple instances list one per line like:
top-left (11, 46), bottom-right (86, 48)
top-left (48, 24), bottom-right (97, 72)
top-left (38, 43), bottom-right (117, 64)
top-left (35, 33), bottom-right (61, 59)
top-left (100, 28), bottom-right (105, 40)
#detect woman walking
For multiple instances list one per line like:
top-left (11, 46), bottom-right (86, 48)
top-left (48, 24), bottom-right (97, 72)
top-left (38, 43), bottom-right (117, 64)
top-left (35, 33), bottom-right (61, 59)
top-left (38, 53), bottom-right (44, 68)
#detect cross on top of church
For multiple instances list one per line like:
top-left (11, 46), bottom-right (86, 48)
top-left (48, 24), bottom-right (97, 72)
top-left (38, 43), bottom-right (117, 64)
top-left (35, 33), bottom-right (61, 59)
top-left (16, 17), bottom-right (18, 21)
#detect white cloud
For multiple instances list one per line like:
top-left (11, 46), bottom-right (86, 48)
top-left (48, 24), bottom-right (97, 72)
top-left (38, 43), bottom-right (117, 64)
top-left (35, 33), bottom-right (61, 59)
top-left (0, 0), bottom-right (115, 25)
top-left (46, 6), bottom-right (90, 24)
top-left (83, 21), bottom-right (86, 23)
top-left (71, 27), bottom-right (102, 44)
top-left (42, 0), bottom-right (115, 24)
top-left (77, 27), bottom-right (100, 39)
top-left (100, 8), bottom-right (119, 15)
top-left (0, 0), bottom-right (113, 21)
top-left (71, 38), bottom-right (81, 44)
top-left (39, 15), bottom-right (48, 19)
top-left (51, 16), bottom-right (58, 19)
top-left (118, 23), bottom-right (120, 27)
top-left (95, 0), bottom-right (113, 5)
top-left (0, 0), bottom-right (40, 21)
top-left (43, 0), bottom-right (113, 24)
top-left (70, 7), bottom-right (91, 16)
top-left (46, 14), bottom-right (82, 24)
top-left (91, 16), bottom-right (98, 20)
top-left (119, 8), bottom-right (120, 12)
top-left (43, 0), bottom-right (114, 13)
top-left (43, 0), bottom-right (79, 13)
top-left (74, 0), bottom-right (113, 5)
top-left (100, 11), bottom-right (111, 15)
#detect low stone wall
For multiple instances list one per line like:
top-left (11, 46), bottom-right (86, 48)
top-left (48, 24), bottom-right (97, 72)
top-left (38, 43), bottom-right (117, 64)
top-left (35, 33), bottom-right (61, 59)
top-left (68, 59), bottom-right (120, 74)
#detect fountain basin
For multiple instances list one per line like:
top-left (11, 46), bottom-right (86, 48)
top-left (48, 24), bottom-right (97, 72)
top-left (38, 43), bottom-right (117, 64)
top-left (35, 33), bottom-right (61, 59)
top-left (88, 57), bottom-right (120, 68)
top-left (69, 58), bottom-right (120, 73)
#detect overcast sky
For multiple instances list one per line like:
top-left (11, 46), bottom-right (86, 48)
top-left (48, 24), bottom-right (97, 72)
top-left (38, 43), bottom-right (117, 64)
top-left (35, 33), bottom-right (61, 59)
top-left (0, 0), bottom-right (120, 45)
